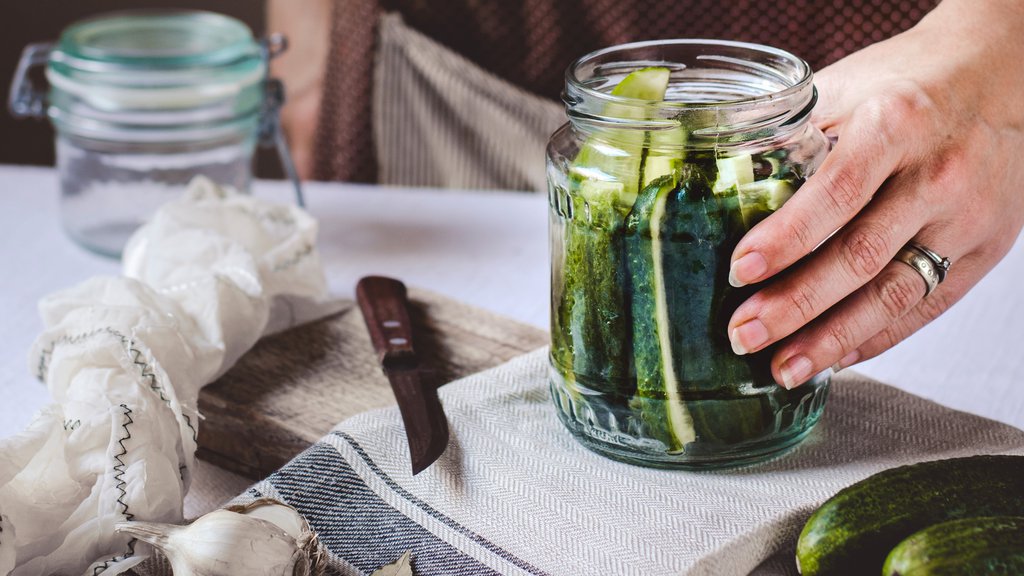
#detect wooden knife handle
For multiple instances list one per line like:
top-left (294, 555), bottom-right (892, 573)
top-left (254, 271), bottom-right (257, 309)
top-left (356, 276), bottom-right (417, 367)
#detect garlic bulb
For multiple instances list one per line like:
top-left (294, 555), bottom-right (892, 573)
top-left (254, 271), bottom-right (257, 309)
top-left (115, 499), bottom-right (323, 576)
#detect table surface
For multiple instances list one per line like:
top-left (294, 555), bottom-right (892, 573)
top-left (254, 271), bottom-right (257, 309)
top-left (2, 164), bottom-right (1022, 441)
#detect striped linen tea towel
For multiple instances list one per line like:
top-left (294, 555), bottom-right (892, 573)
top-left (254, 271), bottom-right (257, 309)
top-left (231, 348), bottom-right (1024, 576)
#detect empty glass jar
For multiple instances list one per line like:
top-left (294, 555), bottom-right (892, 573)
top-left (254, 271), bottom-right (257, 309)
top-left (9, 10), bottom-right (301, 257)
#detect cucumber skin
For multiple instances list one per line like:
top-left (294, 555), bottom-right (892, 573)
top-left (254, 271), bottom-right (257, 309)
top-left (883, 516), bottom-right (1024, 576)
top-left (797, 455), bottom-right (1024, 576)
top-left (551, 67), bottom-right (672, 395)
top-left (626, 175), bottom-right (687, 450)
top-left (626, 168), bottom-right (771, 448)
top-left (552, 186), bottom-right (634, 394)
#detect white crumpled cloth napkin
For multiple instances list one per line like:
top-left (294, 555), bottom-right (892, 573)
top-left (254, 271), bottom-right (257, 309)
top-left (0, 178), bottom-right (334, 576)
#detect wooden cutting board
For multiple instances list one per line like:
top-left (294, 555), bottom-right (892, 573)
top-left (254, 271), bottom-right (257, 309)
top-left (196, 288), bottom-right (548, 479)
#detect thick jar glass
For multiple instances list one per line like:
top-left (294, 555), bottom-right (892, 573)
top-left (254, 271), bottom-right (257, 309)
top-left (9, 11), bottom-right (285, 257)
top-left (546, 40), bottom-right (832, 468)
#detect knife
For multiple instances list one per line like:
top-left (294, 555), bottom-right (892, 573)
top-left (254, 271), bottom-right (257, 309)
top-left (356, 276), bottom-right (449, 475)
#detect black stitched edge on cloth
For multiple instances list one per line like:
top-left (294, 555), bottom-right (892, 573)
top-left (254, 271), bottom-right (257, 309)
top-left (92, 404), bottom-right (138, 575)
top-left (113, 404), bottom-right (135, 522)
top-left (37, 328), bottom-right (200, 445)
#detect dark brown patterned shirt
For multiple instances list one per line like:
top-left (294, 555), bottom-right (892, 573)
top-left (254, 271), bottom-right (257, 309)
top-left (314, 0), bottom-right (940, 183)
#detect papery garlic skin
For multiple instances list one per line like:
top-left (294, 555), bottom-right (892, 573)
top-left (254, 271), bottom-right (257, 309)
top-left (226, 498), bottom-right (324, 576)
top-left (226, 499), bottom-right (309, 542)
top-left (116, 510), bottom-right (310, 576)
top-left (0, 179), bottom-right (333, 576)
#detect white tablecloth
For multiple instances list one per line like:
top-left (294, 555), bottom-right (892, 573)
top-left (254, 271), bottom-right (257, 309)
top-left (1, 164), bottom-right (1022, 514)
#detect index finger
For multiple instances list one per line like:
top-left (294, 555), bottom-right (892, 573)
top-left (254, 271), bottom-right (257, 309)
top-left (728, 98), bottom-right (909, 288)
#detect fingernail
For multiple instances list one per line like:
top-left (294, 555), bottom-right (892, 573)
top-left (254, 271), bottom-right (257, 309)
top-left (832, 350), bottom-right (861, 373)
top-left (729, 252), bottom-right (769, 288)
top-left (779, 355), bottom-right (814, 389)
top-left (730, 319), bottom-right (769, 355)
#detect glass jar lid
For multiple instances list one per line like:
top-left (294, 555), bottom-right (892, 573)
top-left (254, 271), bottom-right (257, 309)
top-left (46, 10), bottom-right (265, 110)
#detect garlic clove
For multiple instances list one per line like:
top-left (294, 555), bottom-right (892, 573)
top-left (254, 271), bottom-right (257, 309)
top-left (225, 498), bottom-right (308, 542)
top-left (116, 510), bottom-right (308, 576)
top-left (226, 498), bottom-right (325, 576)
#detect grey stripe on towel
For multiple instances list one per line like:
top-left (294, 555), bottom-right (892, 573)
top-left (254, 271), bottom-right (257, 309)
top-left (242, 433), bottom-right (550, 576)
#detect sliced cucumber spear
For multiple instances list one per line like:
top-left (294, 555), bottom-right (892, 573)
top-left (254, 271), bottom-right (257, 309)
top-left (712, 154), bottom-right (755, 193)
top-left (556, 67), bottom-right (674, 394)
top-left (642, 155), bottom-right (681, 188)
top-left (628, 175), bottom-right (697, 451)
top-left (611, 66), bottom-right (671, 100)
top-left (623, 67), bottom-right (686, 190)
top-left (571, 66), bottom-right (673, 211)
top-left (713, 154), bottom-right (795, 229)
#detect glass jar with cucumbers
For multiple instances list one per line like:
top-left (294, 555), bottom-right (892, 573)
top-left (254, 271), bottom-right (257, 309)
top-left (546, 40), bottom-right (832, 468)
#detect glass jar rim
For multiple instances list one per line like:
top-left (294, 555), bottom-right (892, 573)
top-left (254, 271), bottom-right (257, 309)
top-left (566, 38), bottom-right (813, 111)
top-left (46, 10), bottom-right (265, 107)
top-left (52, 10), bottom-right (261, 74)
top-left (42, 9), bottom-right (267, 123)
top-left (563, 39), bottom-right (817, 142)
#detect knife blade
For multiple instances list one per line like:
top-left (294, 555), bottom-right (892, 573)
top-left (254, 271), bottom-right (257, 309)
top-left (355, 276), bottom-right (449, 475)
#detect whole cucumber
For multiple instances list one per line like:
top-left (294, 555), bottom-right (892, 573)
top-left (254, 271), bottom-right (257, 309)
top-left (883, 516), bottom-right (1024, 575)
top-left (796, 455), bottom-right (1024, 575)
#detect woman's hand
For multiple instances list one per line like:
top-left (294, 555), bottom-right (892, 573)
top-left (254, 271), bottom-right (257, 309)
top-left (726, 0), bottom-right (1024, 388)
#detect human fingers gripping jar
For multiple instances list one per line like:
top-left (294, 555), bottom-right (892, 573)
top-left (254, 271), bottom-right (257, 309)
top-left (546, 40), bottom-right (831, 469)
top-left (9, 10), bottom-right (299, 257)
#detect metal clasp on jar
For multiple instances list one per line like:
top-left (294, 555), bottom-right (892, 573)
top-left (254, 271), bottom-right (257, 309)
top-left (7, 42), bottom-right (53, 119)
top-left (258, 34), bottom-right (304, 206)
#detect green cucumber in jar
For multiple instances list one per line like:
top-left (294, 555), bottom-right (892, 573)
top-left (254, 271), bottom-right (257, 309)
top-left (554, 67), bottom-right (673, 394)
top-left (626, 174), bottom-right (697, 451)
top-left (714, 152), bottom-right (800, 229)
top-left (882, 516), bottom-right (1024, 576)
top-left (713, 154), bottom-right (756, 192)
top-left (627, 166), bottom-right (768, 450)
top-left (565, 179), bottom-right (634, 392)
top-left (570, 66), bottom-right (673, 209)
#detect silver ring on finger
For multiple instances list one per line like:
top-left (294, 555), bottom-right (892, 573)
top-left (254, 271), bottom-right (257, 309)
top-left (893, 243), bottom-right (950, 297)
top-left (908, 242), bottom-right (952, 283)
